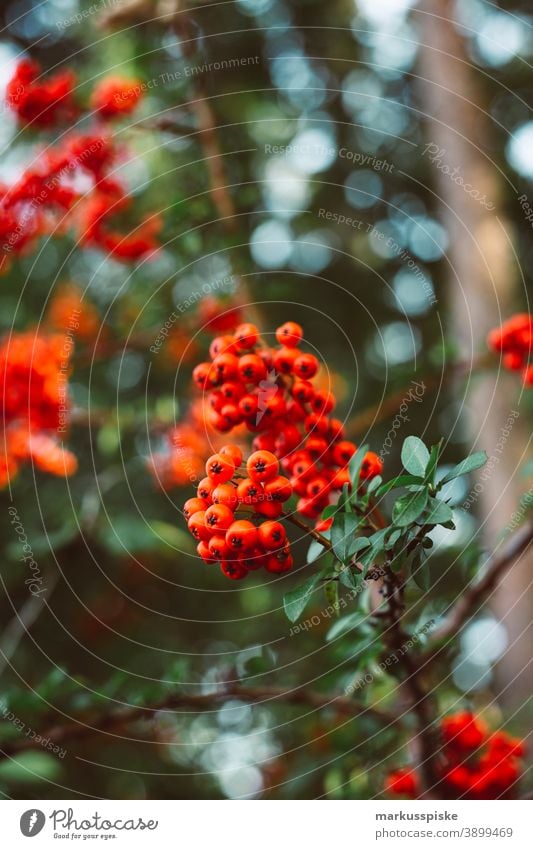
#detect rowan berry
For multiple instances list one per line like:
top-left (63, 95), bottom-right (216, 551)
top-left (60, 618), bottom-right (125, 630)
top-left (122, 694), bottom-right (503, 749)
top-left (184, 497), bottom-right (208, 520)
top-left (220, 560), bottom-right (248, 580)
top-left (209, 335), bottom-right (237, 358)
top-left (226, 520), bottom-right (259, 551)
top-left (219, 444), bottom-right (243, 467)
top-left (204, 503), bottom-right (234, 532)
top-left (247, 450), bottom-right (279, 483)
top-left (332, 440), bottom-right (357, 466)
top-left (212, 484), bottom-right (239, 510)
top-left (205, 453), bottom-right (235, 483)
top-left (291, 380), bottom-right (315, 403)
top-left (237, 478), bottom-right (264, 505)
top-left (254, 500), bottom-right (284, 518)
top-left (193, 362), bottom-right (213, 389)
top-left (264, 475), bottom-right (292, 502)
top-left (258, 520), bottom-right (286, 550)
top-left (360, 451), bottom-right (383, 480)
top-left (197, 541), bottom-right (215, 564)
top-left (197, 477), bottom-right (215, 501)
top-left (188, 511), bottom-right (210, 541)
top-left (273, 346), bottom-right (299, 374)
top-left (208, 535), bottom-right (231, 560)
top-left (276, 321), bottom-right (303, 347)
top-left (234, 322), bottom-right (260, 350)
top-left (293, 352), bottom-right (318, 379)
top-left (238, 353), bottom-right (267, 384)
top-left (212, 352), bottom-right (240, 381)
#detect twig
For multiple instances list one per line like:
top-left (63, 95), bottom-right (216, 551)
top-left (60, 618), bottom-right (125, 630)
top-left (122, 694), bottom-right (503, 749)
top-left (423, 521), bottom-right (533, 654)
top-left (284, 513), bottom-right (332, 550)
top-left (347, 352), bottom-right (493, 437)
top-left (0, 683), bottom-right (397, 758)
top-left (380, 570), bottom-right (442, 796)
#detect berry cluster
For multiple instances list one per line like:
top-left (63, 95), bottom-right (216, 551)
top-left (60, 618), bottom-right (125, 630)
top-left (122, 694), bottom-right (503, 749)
top-left (386, 711), bottom-right (525, 799)
top-left (0, 332), bottom-right (77, 486)
top-left (192, 321), bottom-right (382, 525)
top-left (1, 62), bottom-right (160, 268)
top-left (488, 313), bottom-right (533, 386)
top-left (7, 61), bottom-right (142, 127)
top-left (184, 444), bottom-right (294, 580)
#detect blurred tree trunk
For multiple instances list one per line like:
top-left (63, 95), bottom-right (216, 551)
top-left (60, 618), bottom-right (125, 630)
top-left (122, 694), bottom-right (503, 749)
top-left (416, 0), bottom-right (533, 707)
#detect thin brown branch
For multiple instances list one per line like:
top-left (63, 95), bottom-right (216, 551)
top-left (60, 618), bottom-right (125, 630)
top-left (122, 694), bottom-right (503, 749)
top-left (0, 684), bottom-right (397, 758)
top-left (424, 521), bottom-right (533, 652)
top-left (347, 352), bottom-right (493, 437)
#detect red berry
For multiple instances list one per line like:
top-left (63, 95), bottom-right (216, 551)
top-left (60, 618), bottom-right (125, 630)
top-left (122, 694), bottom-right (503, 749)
top-left (220, 381), bottom-right (244, 401)
top-left (205, 453), bottom-right (235, 483)
top-left (204, 503), bottom-right (234, 532)
top-left (197, 541), bottom-right (215, 564)
top-left (197, 477), bottom-right (215, 501)
top-left (184, 497), bottom-right (208, 520)
top-left (239, 394), bottom-right (259, 418)
top-left (220, 560), bottom-right (248, 580)
top-left (264, 546), bottom-right (293, 573)
top-left (188, 511), bottom-right (210, 541)
top-left (237, 478), bottom-right (264, 505)
top-left (212, 352), bottom-right (239, 381)
top-left (234, 322), bottom-right (260, 350)
top-left (254, 500), bottom-right (283, 518)
top-left (219, 444), bottom-right (243, 467)
top-left (208, 535), bottom-right (231, 560)
top-left (212, 483), bottom-right (239, 510)
top-left (226, 520), bottom-right (259, 552)
top-left (247, 449), bottom-right (279, 482)
top-left (332, 440), bottom-right (357, 466)
top-left (293, 353), bottom-right (318, 379)
top-left (238, 353), bottom-right (268, 384)
top-left (258, 520), bottom-right (286, 550)
top-left (312, 391), bottom-right (335, 415)
top-left (193, 362), bottom-right (214, 389)
top-left (221, 403), bottom-right (243, 426)
top-left (264, 475), bottom-right (292, 502)
top-left (360, 451), bottom-right (383, 480)
top-left (273, 346), bottom-right (299, 374)
top-left (292, 380), bottom-right (315, 403)
top-left (209, 335), bottom-right (236, 358)
top-left (276, 321), bottom-right (303, 347)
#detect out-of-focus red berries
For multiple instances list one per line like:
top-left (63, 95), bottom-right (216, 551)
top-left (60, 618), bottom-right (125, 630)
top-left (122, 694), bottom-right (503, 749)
top-left (386, 711), bottom-right (526, 799)
top-left (488, 314), bottom-right (533, 386)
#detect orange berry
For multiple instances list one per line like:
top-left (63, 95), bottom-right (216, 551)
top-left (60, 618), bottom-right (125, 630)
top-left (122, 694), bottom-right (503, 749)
top-left (258, 520), bottom-right (286, 550)
top-left (205, 453), bottom-right (235, 483)
top-left (276, 321), bottom-right (303, 347)
top-left (246, 450), bottom-right (279, 483)
top-left (226, 520), bottom-right (259, 552)
top-left (204, 503), bottom-right (234, 532)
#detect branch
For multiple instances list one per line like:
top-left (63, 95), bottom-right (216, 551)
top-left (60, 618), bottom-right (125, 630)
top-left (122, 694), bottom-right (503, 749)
top-left (424, 521), bottom-right (533, 652)
top-left (0, 684), bottom-right (397, 758)
top-left (347, 352), bottom-right (493, 437)
top-left (380, 570), bottom-right (442, 796)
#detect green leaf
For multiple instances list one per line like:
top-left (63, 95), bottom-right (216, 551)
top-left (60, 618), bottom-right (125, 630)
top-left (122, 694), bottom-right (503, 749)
top-left (392, 489), bottom-right (429, 527)
top-left (412, 551), bottom-right (430, 592)
top-left (331, 513), bottom-right (360, 563)
top-left (349, 536), bottom-right (372, 558)
top-left (401, 436), bottom-right (430, 476)
top-left (376, 474), bottom-right (425, 498)
top-left (324, 580), bottom-right (339, 614)
top-left (283, 573), bottom-right (323, 623)
top-left (358, 528), bottom-right (389, 569)
top-left (349, 444), bottom-right (369, 486)
top-left (425, 440), bottom-right (443, 484)
top-left (440, 451), bottom-right (487, 485)
top-left (0, 752), bottom-right (64, 783)
top-left (366, 475), bottom-right (382, 495)
top-left (307, 539), bottom-right (327, 564)
top-left (326, 611), bottom-right (364, 641)
top-left (424, 497), bottom-right (454, 525)
top-left (338, 566), bottom-right (363, 590)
